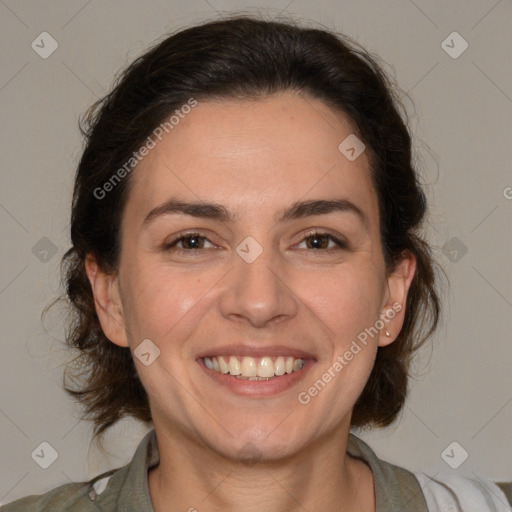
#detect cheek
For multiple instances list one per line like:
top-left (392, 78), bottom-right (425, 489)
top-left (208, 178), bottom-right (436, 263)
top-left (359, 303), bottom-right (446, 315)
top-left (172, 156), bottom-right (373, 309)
top-left (121, 269), bottom-right (216, 398)
top-left (121, 264), bottom-right (223, 343)
top-left (300, 264), bottom-right (384, 339)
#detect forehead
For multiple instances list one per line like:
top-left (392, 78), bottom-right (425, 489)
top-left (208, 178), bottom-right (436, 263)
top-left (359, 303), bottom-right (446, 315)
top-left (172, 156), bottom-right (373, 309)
top-left (124, 92), bottom-right (379, 229)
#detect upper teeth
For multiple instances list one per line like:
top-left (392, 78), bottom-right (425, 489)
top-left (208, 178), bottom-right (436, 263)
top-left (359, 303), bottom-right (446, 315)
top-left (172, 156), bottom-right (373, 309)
top-left (203, 356), bottom-right (305, 378)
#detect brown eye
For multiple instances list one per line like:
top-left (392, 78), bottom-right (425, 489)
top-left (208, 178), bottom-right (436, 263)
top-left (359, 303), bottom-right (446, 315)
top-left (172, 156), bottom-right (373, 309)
top-left (180, 235), bottom-right (205, 249)
top-left (298, 232), bottom-right (346, 250)
top-left (165, 233), bottom-right (215, 251)
top-left (306, 233), bottom-right (330, 249)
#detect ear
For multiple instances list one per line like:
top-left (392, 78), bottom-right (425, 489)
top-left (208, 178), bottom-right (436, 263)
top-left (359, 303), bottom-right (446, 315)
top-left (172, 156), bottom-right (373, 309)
top-left (84, 254), bottom-right (129, 348)
top-left (378, 251), bottom-right (416, 347)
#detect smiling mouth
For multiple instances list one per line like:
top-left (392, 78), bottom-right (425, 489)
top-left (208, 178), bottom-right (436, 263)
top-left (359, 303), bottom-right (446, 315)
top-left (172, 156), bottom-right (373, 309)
top-left (202, 355), bottom-right (306, 380)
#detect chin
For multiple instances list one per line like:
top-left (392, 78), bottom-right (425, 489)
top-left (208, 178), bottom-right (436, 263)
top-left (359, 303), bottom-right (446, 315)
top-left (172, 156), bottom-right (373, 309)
top-left (197, 419), bottom-right (313, 464)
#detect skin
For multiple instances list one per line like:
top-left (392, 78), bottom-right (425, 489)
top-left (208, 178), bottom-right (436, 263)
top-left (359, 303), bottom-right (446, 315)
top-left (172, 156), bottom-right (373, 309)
top-left (86, 91), bottom-right (416, 512)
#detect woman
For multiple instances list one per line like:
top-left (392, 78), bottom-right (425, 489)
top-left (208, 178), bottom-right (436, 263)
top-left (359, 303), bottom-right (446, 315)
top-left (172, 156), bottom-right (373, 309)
top-left (3, 16), bottom-right (510, 512)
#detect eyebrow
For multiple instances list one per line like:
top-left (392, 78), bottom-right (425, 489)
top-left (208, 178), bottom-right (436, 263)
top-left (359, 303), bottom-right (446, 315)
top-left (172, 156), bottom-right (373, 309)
top-left (143, 200), bottom-right (231, 226)
top-left (278, 199), bottom-right (368, 227)
top-left (142, 198), bottom-right (368, 228)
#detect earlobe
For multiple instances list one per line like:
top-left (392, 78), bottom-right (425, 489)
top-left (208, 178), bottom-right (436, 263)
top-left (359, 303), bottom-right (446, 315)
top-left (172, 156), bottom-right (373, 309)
top-left (84, 254), bottom-right (129, 348)
top-left (379, 252), bottom-right (417, 347)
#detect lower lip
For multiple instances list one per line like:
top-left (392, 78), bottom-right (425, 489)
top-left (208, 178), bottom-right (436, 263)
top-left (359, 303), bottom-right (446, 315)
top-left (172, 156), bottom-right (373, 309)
top-left (197, 359), bottom-right (315, 397)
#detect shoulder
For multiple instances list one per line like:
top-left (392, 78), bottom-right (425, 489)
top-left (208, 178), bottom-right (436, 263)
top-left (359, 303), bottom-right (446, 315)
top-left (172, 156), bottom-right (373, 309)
top-left (0, 468), bottom-right (126, 512)
top-left (414, 472), bottom-right (512, 511)
top-left (348, 433), bottom-right (512, 511)
top-left (0, 429), bottom-right (157, 512)
top-left (348, 433), bottom-right (430, 510)
top-left (1, 481), bottom-right (90, 512)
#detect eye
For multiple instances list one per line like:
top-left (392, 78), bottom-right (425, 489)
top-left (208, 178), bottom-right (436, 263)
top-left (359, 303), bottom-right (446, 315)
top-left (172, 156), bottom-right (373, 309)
top-left (296, 231), bottom-right (347, 251)
top-left (164, 232), bottom-right (216, 251)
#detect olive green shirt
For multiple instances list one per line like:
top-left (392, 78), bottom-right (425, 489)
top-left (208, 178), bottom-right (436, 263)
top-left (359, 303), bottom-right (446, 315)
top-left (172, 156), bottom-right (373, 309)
top-left (0, 429), bottom-right (503, 511)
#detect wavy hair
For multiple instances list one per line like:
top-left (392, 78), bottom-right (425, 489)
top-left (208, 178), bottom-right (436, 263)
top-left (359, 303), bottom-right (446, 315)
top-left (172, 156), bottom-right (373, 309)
top-left (57, 15), bottom-right (442, 440)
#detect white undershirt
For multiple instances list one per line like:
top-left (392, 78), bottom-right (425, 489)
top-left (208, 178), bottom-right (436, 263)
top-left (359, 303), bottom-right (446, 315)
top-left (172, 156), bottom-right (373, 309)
top-left (414, 472), bottom-right (512, 512)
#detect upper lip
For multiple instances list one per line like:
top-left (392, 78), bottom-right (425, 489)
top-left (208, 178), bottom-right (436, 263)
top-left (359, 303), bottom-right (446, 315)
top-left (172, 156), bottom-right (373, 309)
top-left (196, 344), bottom-right (316, 360)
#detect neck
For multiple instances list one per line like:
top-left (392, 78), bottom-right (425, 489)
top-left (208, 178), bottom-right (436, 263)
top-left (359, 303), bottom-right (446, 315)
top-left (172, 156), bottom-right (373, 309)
top-left (148, 425), bottom-right (375, 512)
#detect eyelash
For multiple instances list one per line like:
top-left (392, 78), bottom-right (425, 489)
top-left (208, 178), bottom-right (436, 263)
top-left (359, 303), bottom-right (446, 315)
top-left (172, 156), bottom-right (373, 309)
top-left (163, 230), bottom-right (348, 253)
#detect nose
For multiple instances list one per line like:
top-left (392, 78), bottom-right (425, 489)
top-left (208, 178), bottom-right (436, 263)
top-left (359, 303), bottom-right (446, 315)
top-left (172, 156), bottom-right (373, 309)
top-left (218, 245), bottom-right (299, 328)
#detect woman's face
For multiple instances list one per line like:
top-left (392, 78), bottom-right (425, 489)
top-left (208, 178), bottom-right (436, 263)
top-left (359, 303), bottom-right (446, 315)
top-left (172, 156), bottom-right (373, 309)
top-left (89, 91), bottom-right (414, 461)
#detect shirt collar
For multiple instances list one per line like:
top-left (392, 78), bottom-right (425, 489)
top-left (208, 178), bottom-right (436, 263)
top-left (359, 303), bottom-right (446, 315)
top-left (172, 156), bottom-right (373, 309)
top-left (116, 428), bottom-right (159, 511)
top-left (115, 428), bottom-right (427, 512)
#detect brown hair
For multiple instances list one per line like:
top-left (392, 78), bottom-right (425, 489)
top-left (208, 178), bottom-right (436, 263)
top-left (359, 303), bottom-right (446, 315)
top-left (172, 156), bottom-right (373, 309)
top-left (59, 15), bottom-right (441, 440)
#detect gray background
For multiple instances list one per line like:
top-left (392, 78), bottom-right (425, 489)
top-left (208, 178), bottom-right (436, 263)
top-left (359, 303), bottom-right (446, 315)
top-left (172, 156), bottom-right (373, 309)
top-left (1, 0), bottom-right (511, 505)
